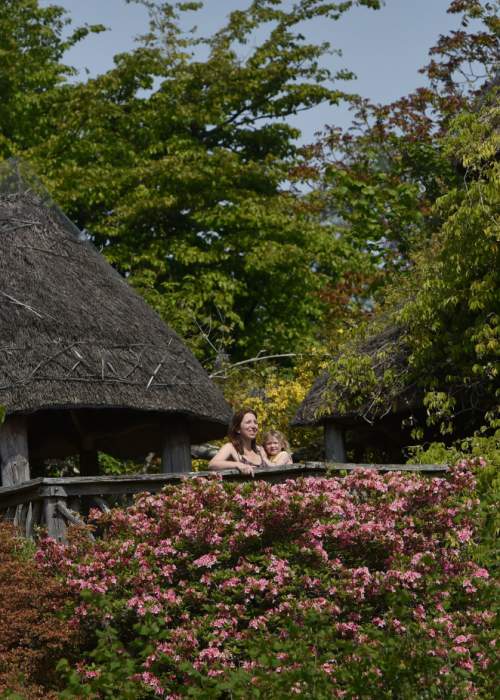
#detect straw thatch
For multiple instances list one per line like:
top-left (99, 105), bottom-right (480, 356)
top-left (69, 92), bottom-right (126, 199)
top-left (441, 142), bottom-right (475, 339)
top-left (0, 161), bottom-right (231, 459)
top-left (292, 326), bottom-right (418, 429)
top-left (291, 326), bottom-right (422, 461)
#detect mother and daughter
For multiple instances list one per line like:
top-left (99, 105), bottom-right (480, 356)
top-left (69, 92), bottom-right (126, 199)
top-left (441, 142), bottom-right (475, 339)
top-left (208, 408), bottom-right (292, 477)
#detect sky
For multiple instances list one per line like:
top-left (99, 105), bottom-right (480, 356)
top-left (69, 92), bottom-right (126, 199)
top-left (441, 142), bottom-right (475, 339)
top-left (41, 0), bottom-right (461, 142)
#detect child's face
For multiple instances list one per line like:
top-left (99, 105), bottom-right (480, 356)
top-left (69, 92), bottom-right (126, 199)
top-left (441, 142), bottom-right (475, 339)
top-left (264, 437), bottom-right (281, 456)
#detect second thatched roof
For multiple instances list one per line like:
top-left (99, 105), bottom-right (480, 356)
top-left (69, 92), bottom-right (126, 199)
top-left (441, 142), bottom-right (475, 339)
top-left (292, 326), bottom-right (418, 428)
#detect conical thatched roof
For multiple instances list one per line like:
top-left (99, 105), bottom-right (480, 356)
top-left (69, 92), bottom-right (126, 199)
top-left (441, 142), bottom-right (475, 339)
top-left (0, 161), bottom-right (231, 459)
top-left (292, 326), bottom-right (418, 428)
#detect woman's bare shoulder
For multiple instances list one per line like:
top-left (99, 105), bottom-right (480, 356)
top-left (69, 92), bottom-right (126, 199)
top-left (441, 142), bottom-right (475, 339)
top-left (216, 442), bottom-right (238, 459)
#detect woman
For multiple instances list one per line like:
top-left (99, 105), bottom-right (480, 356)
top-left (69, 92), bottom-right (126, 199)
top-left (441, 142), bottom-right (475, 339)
top-left (208, 408), bottom-right (270, 477)
top-left (262, 430), bottom-right (293, 465)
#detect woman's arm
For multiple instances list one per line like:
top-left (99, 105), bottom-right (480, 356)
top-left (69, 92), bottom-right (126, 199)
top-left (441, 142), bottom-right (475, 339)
top-left (208, 443), bottom-right (255, 476)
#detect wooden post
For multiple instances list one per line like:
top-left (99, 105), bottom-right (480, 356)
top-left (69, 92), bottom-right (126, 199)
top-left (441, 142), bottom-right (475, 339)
top-left (324, 421), bottom-right (347, 463)
top-left (26, 500), bottom-right (42, 539)
top-left (0, 415), bottom-right (30, 486)
top-left (162, 417), bottom-right (192, 473)
top-left (44, 497), bottom-right (67, 541)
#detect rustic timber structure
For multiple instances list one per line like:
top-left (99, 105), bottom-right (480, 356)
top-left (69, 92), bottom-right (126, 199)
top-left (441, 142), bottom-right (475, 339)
top-left (292, 327), bottom-right (420, 463)
top-left (0, 462), bottom-right (448, 541)
top-left (0, 159), bottom-right (232, 533)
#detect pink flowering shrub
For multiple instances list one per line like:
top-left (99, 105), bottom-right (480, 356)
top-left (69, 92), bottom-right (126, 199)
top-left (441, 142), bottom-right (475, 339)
top-left (38, 459), bottom-right (497, 699)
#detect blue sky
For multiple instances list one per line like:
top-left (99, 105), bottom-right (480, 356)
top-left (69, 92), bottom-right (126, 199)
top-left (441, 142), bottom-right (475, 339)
top-left (41, 0), bottom-right (461, 141)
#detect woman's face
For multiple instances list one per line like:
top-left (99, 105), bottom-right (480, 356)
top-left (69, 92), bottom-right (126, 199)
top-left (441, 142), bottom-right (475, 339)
top-left (263, 436), bottom-right (281, 456)
top-left (238, 412), bottom-right (258, 441)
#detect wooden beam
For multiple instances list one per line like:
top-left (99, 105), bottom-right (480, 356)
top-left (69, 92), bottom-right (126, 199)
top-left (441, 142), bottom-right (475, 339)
top-left (324, 421), bottom-right (347, 462)
top-left (0, 415), bottom-right (30, 486)
top-left (162, 417), bottom-right (191, 473)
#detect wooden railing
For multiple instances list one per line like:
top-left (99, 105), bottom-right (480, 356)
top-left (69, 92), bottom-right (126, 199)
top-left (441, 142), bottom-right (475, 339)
top-left (0, 462), bottom-right (448, 541)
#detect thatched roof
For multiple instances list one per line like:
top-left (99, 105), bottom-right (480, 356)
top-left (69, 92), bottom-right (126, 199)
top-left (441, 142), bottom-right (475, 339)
top-left (292, 326), bottom-right (418, 429)
top-left (0, 161), bottom-right (231, 458)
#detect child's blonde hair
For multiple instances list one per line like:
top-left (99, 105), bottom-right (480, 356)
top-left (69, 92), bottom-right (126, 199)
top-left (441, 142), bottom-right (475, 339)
top-left (262, 429), bottom-right (290, 453)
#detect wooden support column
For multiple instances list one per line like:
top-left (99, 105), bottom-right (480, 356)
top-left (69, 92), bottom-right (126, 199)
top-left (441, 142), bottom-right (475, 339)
top-left (162, 417), bottom-right (192, 474)
top-left (71, 411), bottom-right (99, 476)
top-left (324, 421), bottom-right (347, 463)
top-left (26, 501), bottom-right (42, 539)
top-left (0, 415), bottom-right (30, 486)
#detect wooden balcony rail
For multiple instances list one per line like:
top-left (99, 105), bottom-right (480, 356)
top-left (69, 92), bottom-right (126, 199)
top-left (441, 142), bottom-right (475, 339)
top-left (0, 462), bottom-right (448, 541)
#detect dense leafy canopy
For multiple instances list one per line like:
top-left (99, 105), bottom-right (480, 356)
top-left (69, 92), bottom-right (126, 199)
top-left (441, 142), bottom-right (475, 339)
top-left (0, 0), bottom-right (498, 448)
top-left (0, 0), bottom-right (104, 156)
top-left (4, 0), bottom-right (382, 360)
top-left (306, 0), bottom-right (500, 450)
top-left (319, 94), bottom-right (499, 447)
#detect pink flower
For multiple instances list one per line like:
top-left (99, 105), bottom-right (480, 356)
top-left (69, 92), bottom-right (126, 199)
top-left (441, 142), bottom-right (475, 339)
top-left (458, 658), bottom-right (474, 672)
top-left (456, 527), bottom-right (473, 543)
top-left (192, 553), bottom-right (218, 568)
top-left (472, 566), bottom-right (489, 579)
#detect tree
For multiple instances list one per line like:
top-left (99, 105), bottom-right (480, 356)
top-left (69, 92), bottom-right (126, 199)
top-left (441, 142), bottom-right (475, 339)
top-left (0, 0), bottom-right (104, 158)
top-left (319, 87), bottom-right (499, 442)
top-left (305, 0), bottom-right (499, 304)
top-left (9, 0), bottom-right (381, 362)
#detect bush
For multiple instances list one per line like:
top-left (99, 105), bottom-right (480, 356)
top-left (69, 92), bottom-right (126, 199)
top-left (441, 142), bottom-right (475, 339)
top-left (37, 460), bottom-right (497, 699)
top-left (0, 522), bottom-right (80, 699)
top-left (410, 426), bottom-right (500, 571)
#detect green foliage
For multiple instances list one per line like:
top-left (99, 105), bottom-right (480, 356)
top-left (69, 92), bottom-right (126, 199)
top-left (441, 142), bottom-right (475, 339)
top-left (0, 406), bottom-right (5, 425)
top-left (306, 95), bottom-right (457, 284)
top-left (0, 0), bottom-right (104, 158)
top-left (4, 0), bottom-right (382, 362)
top-left (304, 0), bottom-right (499, 328)
top-left (318, 92), bottom-right (499, 445)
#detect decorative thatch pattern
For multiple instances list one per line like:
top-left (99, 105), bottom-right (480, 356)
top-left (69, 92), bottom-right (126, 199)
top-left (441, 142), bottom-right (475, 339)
top-left (0, 161), bottom-right (231, 448)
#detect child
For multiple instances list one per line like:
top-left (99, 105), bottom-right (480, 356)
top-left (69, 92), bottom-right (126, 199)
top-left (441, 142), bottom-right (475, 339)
top-left (262, 430), bottom-right (293, 465)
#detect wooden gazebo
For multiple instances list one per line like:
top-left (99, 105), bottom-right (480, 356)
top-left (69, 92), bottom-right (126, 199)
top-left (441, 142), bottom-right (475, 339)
top-left (292, 327), bottom-right (419, 463)
top-left (0, 160), bottom-right (232, 535)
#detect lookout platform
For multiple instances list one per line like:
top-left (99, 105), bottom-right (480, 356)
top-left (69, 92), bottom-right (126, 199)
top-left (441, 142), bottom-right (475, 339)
top-left (0, 461), bottom-right (448, 541)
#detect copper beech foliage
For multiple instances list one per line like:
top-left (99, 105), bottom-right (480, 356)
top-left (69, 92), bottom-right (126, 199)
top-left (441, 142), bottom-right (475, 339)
top-left (0, 522), bottom-right (80, 699)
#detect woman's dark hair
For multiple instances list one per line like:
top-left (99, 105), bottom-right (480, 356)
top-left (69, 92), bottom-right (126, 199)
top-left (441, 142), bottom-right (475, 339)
top-left (228, 408), bottom-right (257, 454)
